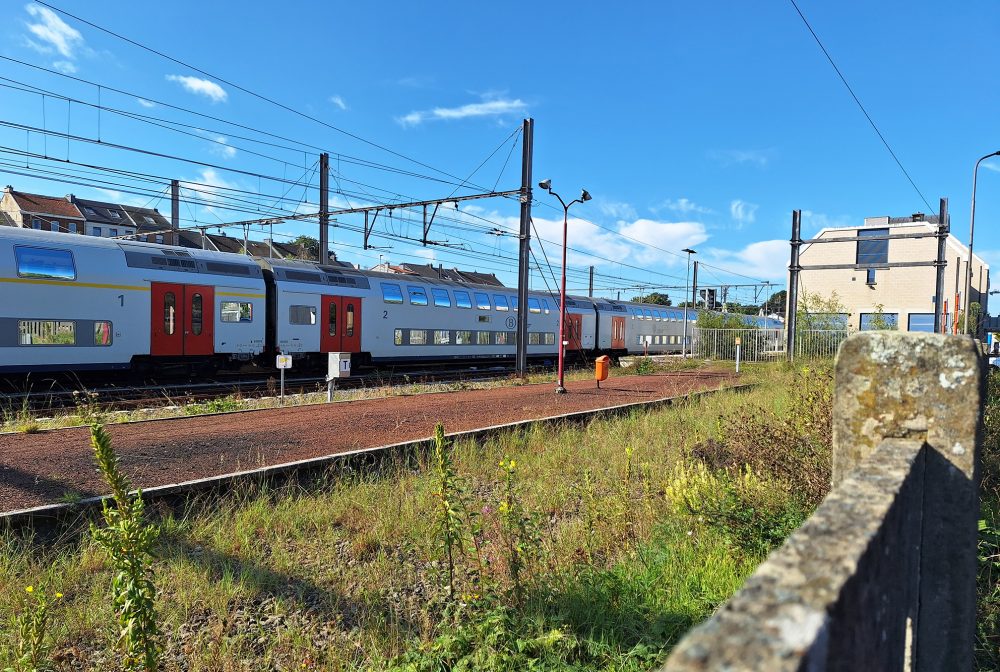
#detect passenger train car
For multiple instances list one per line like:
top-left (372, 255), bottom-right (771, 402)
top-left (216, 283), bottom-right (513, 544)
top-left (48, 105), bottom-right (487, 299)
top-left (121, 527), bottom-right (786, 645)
top-left (0, 227), bottom-right (759, 375)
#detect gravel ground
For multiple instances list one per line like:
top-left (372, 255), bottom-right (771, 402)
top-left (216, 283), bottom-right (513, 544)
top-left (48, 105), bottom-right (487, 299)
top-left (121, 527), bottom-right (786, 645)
top-left (0, 370), bottom-right (733, 513)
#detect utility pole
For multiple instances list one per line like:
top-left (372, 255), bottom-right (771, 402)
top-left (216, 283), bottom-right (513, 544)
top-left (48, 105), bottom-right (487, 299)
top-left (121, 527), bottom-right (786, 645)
top-left (934, 198), bottom-right (949, 334)
top-left (786, 210), bottom-right (802, 360)
top-left (319, 153), bottom-right (329, 265)
top-left (691, 261), bottom-right (699, 308)
top-left (588, 265), bottom-right (594, 297)
top-left (515, 118), bottom-right (534, 378)
top-left (170, 179), bottom-right (179, 246)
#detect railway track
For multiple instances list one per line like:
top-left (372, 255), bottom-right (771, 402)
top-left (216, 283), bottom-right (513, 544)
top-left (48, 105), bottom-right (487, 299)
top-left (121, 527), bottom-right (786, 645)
top-left (0, 365), bottom-right (523, 413)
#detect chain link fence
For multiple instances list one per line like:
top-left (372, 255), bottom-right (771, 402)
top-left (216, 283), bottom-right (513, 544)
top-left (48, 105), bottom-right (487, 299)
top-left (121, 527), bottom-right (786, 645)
top-left (693, 328), bottom-right (850, 361)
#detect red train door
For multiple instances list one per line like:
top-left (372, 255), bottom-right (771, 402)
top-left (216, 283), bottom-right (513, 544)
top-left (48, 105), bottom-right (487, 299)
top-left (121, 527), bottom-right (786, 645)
top-left (611, 316), bottom-right (626, 350)
top-left (150, 282), bottom-right (214, 356)
top-left (567, 314), bottom-right (583, 350)
top-left (320, 295), bottom-right (362, 353)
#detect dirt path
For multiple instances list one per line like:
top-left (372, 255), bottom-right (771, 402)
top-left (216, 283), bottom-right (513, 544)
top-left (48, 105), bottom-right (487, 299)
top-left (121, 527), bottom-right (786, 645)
top-left (0, 371), bottom-right (734, 512)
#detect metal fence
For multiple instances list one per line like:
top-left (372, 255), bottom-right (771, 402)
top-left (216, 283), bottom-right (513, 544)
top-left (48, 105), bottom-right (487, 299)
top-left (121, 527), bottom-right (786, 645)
top-left (693, 328), bottom-right (850, 361)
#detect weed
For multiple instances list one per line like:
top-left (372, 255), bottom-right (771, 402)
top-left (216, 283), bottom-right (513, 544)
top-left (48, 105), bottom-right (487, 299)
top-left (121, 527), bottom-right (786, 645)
top-left (1, 585), bottom-right (61, 672)
top-left (631, 357), bottom-right (656, 376)
top-left (89, 422), bottom-right (161, 672)
top-left (432, 424), bottom-right (467, 598)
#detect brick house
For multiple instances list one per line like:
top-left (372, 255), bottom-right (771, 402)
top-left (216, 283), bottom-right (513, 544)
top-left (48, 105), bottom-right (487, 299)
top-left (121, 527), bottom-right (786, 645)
top-left (0, 186), bottom-right (86, 234)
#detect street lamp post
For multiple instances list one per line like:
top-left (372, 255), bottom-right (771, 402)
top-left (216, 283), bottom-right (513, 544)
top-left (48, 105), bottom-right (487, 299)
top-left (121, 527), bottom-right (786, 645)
top-left (681, 248), bottom-right (696, 357)
top-left (964, 150), bottom-right (1000, 336)
top-left (539, 179), bottom-right (591, 393)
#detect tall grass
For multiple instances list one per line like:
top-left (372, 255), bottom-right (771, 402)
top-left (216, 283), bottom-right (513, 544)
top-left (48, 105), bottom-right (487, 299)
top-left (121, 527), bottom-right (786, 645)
top-left (0, 364), bottom-right (830, 670)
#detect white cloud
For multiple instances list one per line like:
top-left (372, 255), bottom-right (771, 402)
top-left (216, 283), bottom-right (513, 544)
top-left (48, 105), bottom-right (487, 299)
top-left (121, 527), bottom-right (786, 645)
top-left (800, 210), bottom-right (855, 233)
top-left (136, 98), bottom-right (156, 109)
top-left (24, 4), bottom-right (83, 59)
top-left (655, 198), bottom-right (713, 215)
top-left (704, 240), bottom-right (789, 282)
top-left (412, 248), bottom-right (437, 263)
top-left (983, 161), bottom-right (1000, 173)
top-left (166, 75), bottom-right (228, 103)
top-left (51, 60), bottom-right (76, 74)
top-left (182, 168), bottom-right (238, 214)
top-left (329, 95), bottom-right (348, 111)
top-left (208, 135), bottom-right (236, 159)
top-left (597, 201), bottom-right (637, 221)
top-left (730, 199), bottom-right (758, 227)
top-left (397, 97), bottom-right (527, 127)
top-left (708, 149), bottom-right (772, 168)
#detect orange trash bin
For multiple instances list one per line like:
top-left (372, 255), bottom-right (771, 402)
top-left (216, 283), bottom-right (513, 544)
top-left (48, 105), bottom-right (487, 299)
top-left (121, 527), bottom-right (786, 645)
top-left (595, 355), bottom-right (610, 388)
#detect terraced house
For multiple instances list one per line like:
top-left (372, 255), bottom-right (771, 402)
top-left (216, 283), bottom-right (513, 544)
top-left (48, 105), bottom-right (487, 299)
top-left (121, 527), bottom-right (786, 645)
top-left (0, 186), bottom-right (86, 234)
top-left (791, 212), bottom-right (989, 334)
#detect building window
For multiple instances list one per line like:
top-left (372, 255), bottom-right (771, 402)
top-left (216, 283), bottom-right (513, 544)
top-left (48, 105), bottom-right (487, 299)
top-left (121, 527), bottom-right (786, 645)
top-left (860, 312), bottom-right (898, 331)
top-left (475, 292), bottom-right (491, 310)
top-left (144, 216), bottom-right (156, 225)
top-left (409, 329), bottom-right (427, 345)
top-left (221, 301), bottom-right (253, 322)
top-left (109, 210), bottom-right (121, 219)
top-left (289, 305), bottom-right (317, 325)
top-left (408, 285), bottom-right (428, 306)
top-left (907, 313), bottom-right (935, 333)
top-left (381, 283), bottom-right (404, 304)
top-left (433, 330), bottom-right (450, 345)
top-left (67, 222), bottom-right (78, 234)
top-left (15, 246), bottom-right (76, 280)
top-left (52, 220), bottom-right (64, 232)
top-left (454, 291), bottom-right (472, 309)
top-left (84, 207), bottom-right (97, 217)
top-left (92, 227), bottom-right (102, 237)
top-left (432, 288), bottom-right (451, 307)
top-left (18, 320), bottom-right (76, 345)
top-left (109, 228), bottom-right (118, 237)
top-left (31, 218), bottom-right (41, 230)
top-left (155, 234), bottom-right (164, 244)
top-left (866, 268), bottom-right (876, 285)
top-left (857, 228), bottom-right (889, 265)
top-left (94, 321), bottom-right (113, 346)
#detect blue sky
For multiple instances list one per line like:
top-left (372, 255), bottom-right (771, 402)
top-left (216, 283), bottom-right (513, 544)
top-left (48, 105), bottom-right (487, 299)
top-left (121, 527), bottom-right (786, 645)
top-left (2, 1), bottom-right (999, 307)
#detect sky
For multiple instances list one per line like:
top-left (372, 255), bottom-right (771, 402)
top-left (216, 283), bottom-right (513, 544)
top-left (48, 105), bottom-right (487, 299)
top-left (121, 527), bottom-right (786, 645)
top-left (1, 1), bottom-right (999, 308)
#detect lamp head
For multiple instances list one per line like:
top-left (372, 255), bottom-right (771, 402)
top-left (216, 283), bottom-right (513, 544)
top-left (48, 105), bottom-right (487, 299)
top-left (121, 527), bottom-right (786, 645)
top-left (580, 189), bottom-right (592, 202)
top-left (682, 248), bottom-right (697, 255)
top-left (538, 179), bottom-right (552, 191)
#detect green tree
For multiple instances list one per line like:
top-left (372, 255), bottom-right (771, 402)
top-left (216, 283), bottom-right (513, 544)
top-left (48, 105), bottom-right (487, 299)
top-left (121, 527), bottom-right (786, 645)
top-left (292, 235), bottom-right (320, 260)
top-left (865, 303), bottom-right (898, 331)
top-left (763, 290), bottom-right (786, 317)
top-left (797, 291), bottom-right (849, 330)
top-left (630, 292), bottom-right (671, 306)
top-left (956, 301), bottom-right (983, 336)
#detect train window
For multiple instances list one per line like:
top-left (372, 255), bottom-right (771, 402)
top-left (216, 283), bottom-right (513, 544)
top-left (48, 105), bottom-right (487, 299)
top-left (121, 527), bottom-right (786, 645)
top-left (545, 333), bottom-right (555, 345)
top-left (289, 305), bottom-right (317, 325)
top-left (432, 289), bottom-right (451, 307)
top-left (221, 302), bottom-right (253, 322)
top-left (394, 329), bottom-right (403, 345)
top-left (164, 292), bottom-right (176, 335)
top-left (15, 246), bottom-right (76, 281)
top-left (528, 298), bottom-right (541, 314)
top-left (191, 294), bottom-right (204, 336)
top-left (511, 299), bottom-right (518, 312)
top-left (542, 299), bottom-right (551, 314)
top-left (643, 309), bottom-right (653, 320)
top-left (381, 283), bottom-right (404, 304)
top-left (409, 329), bottom-right (427, 345)
top-left (454, 291), bottom-right (472, 309)
top-left (18, 320), bottom-right (76, 346)
top-left (493, 295), bottom-right (509, 311)
top-left (328, 301), bottom-right (338, 336)
top-left (475, 293), bottom-right (491, 310)
top-left (476, 331), bottom-right (490, 345)
top-left (456, 330), bottom-right (472, 344)
top-left (94, 321), bottom-right (113, 346)
top-left (528, 332), bottom-right (540, 345)
top-left (477, 315), bottom-right (490, 323)
top-left (408, 286), bottom-right (428, 306)
top-left (434, 330), bottom-right (451, 345)
top-left (346, 304), bottom-right (355, 337)
top-left (495, 332), bottom-right (508, 345)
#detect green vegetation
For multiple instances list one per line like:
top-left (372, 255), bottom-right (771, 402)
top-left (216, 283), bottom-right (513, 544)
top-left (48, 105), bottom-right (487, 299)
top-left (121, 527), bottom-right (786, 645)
top-left (976, 369), bottom-right (1000, 669)
top-left (0, 365), bottom-right (831, 670)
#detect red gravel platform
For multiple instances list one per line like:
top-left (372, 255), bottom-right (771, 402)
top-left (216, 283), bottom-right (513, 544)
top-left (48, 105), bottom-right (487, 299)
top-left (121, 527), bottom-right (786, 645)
top-left (0, 371), bottom-right (734, 513)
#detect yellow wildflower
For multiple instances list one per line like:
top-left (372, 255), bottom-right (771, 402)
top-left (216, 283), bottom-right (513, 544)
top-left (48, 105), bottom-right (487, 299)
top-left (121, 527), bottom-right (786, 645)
top-left (24, 586), bottom-right (33, 593)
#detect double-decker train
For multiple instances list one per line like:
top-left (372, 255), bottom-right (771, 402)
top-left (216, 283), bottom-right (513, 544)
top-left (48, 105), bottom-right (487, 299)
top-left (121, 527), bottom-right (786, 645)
top-left (0, 227), bottom-right (772, 375)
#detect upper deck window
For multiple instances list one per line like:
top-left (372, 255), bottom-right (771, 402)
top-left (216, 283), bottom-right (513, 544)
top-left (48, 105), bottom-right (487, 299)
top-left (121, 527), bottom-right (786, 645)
top-left (408, 285), bottom-right (428, 306)
top-left (494, 295), bottom-right (509, 311)
top-left (432, 288), bottom-right (451, 307)
top-left (475, 292), bottom-right (491, 310)
top-left (381, 283), bottom-right (404, 304)
top-left (15, 246), bottom-right (76, 281)
top-left (528, 298), bottom-right (541, 314)
top-left (454, 291), bottom-right (472, 309)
